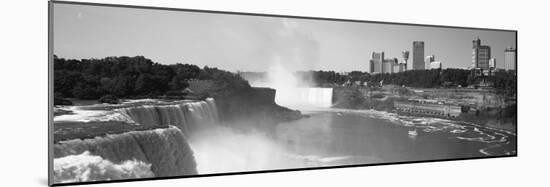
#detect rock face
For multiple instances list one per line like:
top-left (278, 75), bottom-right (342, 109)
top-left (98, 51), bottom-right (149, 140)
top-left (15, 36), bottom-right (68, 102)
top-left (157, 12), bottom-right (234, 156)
top-left (53, 126), bottom-right (198, 183)
top-left (214, 87), bottom-right (302, 125)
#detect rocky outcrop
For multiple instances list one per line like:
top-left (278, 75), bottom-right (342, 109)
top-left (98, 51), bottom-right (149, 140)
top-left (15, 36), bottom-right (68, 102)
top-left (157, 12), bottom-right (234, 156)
top-left (214, 87), bottom-right (302, 125)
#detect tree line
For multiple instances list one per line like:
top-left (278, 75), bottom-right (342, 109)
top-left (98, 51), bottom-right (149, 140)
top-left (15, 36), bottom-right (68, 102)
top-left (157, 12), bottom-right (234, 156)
top-left (54, 54), bottom-right (517, 103)
top-left (307, 69), bottom-right (516, 96)
top-left (54, 55), bottom-right (250, 101)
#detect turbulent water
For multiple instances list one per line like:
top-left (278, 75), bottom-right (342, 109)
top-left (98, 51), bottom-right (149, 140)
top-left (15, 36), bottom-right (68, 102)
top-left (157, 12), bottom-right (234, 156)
top-left (53, 127), bottom-right (197, 183)
top-left (53, 151), bottom-right (154, 183)
top-left (274, 109), bottom-right (516, 165)
top-left (186, 109), bottom-right (516, 175)
top-left (116, 99), bottom-right (219, 136)
top-left (53, 96), bottom-right (516, 183)
top-left (53, 99), bottom-right (219, 183)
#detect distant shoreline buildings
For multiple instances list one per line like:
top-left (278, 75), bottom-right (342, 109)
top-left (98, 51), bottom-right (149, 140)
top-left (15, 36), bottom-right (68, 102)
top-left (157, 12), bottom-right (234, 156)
top-left (425, 55), bottom-right (435, 69)
top-left (412, 41), bottom-right (425, 70)
top-left (369, 52), bottom-right (404, 74)
top-left (365, 37), bottom-right (514, 76)
top-left (472, 37), bottom-right (491, 70)
top-left (504, 47), bottom-right (517, 72)
top-left (402, 51), bottom-right (409, 70)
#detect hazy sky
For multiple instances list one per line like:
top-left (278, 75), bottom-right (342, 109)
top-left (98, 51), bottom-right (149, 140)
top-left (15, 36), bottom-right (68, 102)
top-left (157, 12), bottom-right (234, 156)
top-left (54, 3), bottom-right (516, 72)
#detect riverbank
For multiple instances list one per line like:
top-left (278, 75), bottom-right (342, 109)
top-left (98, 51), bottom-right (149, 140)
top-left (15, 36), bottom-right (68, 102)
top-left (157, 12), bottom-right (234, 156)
top-left (332, 93), bottom-right (516, 133)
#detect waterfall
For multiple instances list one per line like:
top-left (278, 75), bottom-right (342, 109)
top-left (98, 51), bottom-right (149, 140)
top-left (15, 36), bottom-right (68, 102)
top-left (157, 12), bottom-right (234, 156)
top-left (53, 98), bottom-right (221, 183)
top-left (186, 98), bottom-right (219, 128)
top-left (53, 127), bottom-right (197, 183)
top-left (117, 98), bottom-right (219, 135)
top-left (275, 87), bottom-right (333, 109)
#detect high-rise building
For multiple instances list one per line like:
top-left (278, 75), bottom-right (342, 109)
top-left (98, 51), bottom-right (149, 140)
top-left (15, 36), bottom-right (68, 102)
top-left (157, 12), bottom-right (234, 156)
top-left (413, 41), bottom-right (425, 70)
top-left (504, 47), bottom-right (517, 71)
top-left (472, 38), bottom-right (491, 70)
top-left (430, 61), bottom-right (442, 69)
top-left (382, 59), bottom-right (394, 74)
top-left (425, 55), bottom-right (435, 69)
top-left (370, 52), bottom-right (401, 74)
top-left (369, 52), bottom-right (384, 74)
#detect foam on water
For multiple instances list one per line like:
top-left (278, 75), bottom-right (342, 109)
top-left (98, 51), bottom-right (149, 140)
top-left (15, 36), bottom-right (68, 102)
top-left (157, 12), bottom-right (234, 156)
top-left (54, 106), bottom-right (134, 123)
top-left (335, 108), bottom-right (515, 153)
top-left (53, 151), bottom-right (154, 183)
top-left (53, 126), bottom-right (198, 182)
top-left (55, 98), bottom-right (219, 135)
top-left (479, 148), bottom-right (491, 156)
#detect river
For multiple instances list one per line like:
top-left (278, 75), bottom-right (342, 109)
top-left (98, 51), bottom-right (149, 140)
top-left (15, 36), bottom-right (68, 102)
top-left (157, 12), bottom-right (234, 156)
top-left (52, 94), bottom-right (516, 182)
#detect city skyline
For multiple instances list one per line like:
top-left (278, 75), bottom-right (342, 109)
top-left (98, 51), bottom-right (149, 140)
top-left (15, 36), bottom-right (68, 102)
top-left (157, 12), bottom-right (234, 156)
top-left (54, 3), bottom-right (516, 72)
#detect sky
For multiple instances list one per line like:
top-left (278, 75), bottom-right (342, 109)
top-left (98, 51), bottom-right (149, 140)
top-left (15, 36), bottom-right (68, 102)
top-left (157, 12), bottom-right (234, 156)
top-left (53, 3), bottom-right (516, 72)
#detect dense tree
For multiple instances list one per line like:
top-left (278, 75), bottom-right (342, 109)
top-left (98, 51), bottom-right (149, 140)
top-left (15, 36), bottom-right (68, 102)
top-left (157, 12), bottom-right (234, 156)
top-left (54, 56), bottom-right (251, 100)
top-left (306, 68), bottom-right (515, 96)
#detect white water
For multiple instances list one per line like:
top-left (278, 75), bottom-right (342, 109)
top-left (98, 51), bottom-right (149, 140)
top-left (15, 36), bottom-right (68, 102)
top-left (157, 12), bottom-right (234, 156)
top-left (116, 98), bottom-right (219, 136)
top-left (54, 127), bottom-right (197, 182)
top-left (54, 97), bottom-right (515, 182)
top-left (53, 99), bottom-right (223, 183)
top-left (246, 61), bottom-right (333, 110)
top-left (275, 87), bottom-right (333, 109)
top-left (53, 151), bottom-right (154, 183)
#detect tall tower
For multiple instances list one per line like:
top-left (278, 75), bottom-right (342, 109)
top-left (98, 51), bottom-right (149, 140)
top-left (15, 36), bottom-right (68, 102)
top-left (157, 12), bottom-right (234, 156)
top-left (413, 41), bottom-right (425, 70)
top-left (402, 50), bottom-right (409, 70)
top-left (472, 37), bottom-right (491, 70)
top-left (370, 52), bottom-right (384, 74)
top-left (504, 47), bottom-right (517, 72)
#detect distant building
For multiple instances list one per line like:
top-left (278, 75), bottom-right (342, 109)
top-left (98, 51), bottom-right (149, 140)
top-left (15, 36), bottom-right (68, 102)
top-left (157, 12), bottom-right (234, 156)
top-left (369, 52), bottom-right (384, 73)
top-left (425, 55), bottom-right (435, 69)
top-left (370, 52), bottom-right (401, 74)
top-left (472, 37), bottom-right (491, 70)
top-left (504, 47), bottom-right (517, 71)
top-left (489, 58), bottom-right (496, 69)
top-left (402, 51), bottom-right (410, 70)
top-left (393, 62), bottom-right (406, 73)
top-left (430, 61), bottom-right (442, 69)
top-left (413, 41), bottom-right (425, 70)
top-left (394, 100), bottom-right (462, 117)
top-left (488, 58), bottom-right (497, 76)
top-left (385, 58), bottom-right (399, 73)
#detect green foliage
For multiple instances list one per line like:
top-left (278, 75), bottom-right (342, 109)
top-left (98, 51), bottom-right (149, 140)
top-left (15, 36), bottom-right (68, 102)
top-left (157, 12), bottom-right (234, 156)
top-left (54, 55), bottom-right (250, 100)
top-left (54, 92), bottom-right (73, 105)
top-left (306, 68), bottom-right (515, 97)
top-left (290, 71), bottom-right (348, 86)
top-left (487, 70), bottom-right (517, 96)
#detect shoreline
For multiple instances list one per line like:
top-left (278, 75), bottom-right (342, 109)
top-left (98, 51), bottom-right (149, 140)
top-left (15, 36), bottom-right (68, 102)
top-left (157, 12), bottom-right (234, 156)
top-left (330, 106), bottom-right (516, 134)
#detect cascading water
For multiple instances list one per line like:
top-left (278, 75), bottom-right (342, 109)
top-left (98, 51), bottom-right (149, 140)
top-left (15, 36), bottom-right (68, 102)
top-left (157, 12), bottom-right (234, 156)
top-left (245, 62), bottom-right (334, 109)
top-left (275, 87), bottom-right (333, 109)
top-left (116, 98), bottom-right (219, 136)
top-left (53, 127), bottom-right (197, 183)
top-left (53, 98), bottom-right (220, 183)
top-left (186, 98), bottom-right (219, 128)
